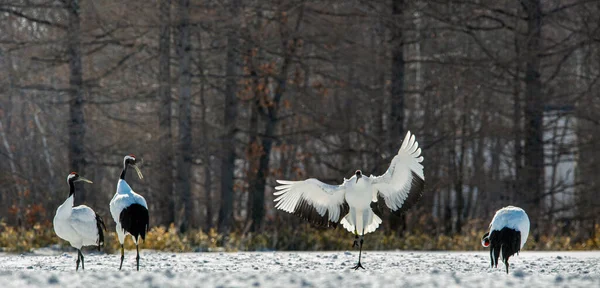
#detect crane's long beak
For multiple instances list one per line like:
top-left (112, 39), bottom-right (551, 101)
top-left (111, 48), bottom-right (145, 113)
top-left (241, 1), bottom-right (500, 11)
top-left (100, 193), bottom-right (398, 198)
top-left (133, 165), bottom-right (144, 179)
top-left (76, 176), bottom-right (93, 184)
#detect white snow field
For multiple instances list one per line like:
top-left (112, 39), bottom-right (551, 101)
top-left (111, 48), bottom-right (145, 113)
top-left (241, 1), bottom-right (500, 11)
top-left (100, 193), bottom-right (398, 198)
top-left (0, 250), bottom-right (599, 287)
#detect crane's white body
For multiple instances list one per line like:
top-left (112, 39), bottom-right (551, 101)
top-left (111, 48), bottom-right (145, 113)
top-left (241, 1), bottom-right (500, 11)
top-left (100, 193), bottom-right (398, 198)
top-left (340, 177), bottom-right (382, 234)
top-left (489, 206), bottom-right (530, 249)
top-left (110, 179), bottom-right (148, 244)
top-left (53, 195), bottom-right (102, 249)
top-left (274, 131), bottom-right (424, 236)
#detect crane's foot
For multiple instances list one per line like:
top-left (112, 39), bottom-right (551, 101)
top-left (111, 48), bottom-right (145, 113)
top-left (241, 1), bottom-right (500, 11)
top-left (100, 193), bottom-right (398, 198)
top-left (351, 262), bottom-right (365, 270)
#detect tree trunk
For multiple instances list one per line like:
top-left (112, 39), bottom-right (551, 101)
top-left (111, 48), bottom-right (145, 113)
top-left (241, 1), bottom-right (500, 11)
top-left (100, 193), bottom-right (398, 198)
top-left (250, 6), bottom-right (304, 232)
top-left (200, 83), bottom-right (213, 230)
top-left (245, 60), bottom-right (261, 226)
top-left (373, 20), bottom-right (385, 170)
top-left (194, 30), bottom-right (213, 231)
top-left (177, 0), bottom-right (193, 232)
top-left (66, 0), bottom-right (86, 205)
top-left (158, 0), bottom-right (175, 226)
top-left (513, 22), bottom-right (523, 204)
top-left (523, 0), bottom-right (544, 239)
top-left (454, 95), bottom-right (468, 233)
top-left (218, 0), bottom-right (241, 233)
top-left (390, 0), bottom-right (405, 152)
top-left (469, 97), bottom-right (486, 218)
top-left (243, 15), bottom-right (262, 227)
top-left (389, 0), bottom-right (406, 232)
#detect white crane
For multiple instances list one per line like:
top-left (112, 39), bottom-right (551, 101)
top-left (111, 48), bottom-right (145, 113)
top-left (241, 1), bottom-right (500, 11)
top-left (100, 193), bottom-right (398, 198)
top-left (53, 172), bottom-right (106, 271)
top-left (481, 206), bottom-right (530, 273)
top-left (274, 131), bottom-right (425, 269)
top-left (109, 154), bottom-right (149, 271)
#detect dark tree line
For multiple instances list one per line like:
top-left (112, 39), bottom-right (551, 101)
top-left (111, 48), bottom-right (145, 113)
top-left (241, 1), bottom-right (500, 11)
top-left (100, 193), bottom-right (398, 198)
top-left (1, 0), bottom-right (599, 242)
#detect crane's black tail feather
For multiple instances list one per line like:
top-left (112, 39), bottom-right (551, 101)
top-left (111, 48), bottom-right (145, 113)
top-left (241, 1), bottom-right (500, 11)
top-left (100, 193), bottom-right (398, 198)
top-left (119, 204), bottom-right (150, 242)
top-left (95, 212), bottom-right (107, 250)
top-left (489, 227), bottom-right (521, 273)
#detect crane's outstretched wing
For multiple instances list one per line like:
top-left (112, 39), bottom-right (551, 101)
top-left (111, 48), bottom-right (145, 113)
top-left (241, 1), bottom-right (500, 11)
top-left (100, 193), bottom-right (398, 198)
top-left (370, 131), bottom-right (425, 217)
top-left (274, 178), bottom-right (349, 228)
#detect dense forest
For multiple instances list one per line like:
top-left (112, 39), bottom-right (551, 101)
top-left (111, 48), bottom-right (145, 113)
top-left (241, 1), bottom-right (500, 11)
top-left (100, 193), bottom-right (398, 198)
top-left (0, 0), bottom-right (599, 246)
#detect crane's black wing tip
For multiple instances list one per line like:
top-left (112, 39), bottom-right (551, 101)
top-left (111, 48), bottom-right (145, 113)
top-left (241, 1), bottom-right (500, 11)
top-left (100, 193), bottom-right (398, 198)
top-left (292, 199), bottom-right (349, 229)
top-left (489, 227), bottom-right (521, 270)
top-left (95, 212), bottom-right (107, 250)
top-left (119, 204), bottom-right (150, 242)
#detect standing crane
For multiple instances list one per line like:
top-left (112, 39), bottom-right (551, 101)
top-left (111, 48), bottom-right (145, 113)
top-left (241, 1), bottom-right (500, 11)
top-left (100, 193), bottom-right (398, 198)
top-left (53, 172), bottom-right (106, 271)
top-left (109, 155), bottom-right (149, 271)
top-left (481, 206), bottom-right (530, 273)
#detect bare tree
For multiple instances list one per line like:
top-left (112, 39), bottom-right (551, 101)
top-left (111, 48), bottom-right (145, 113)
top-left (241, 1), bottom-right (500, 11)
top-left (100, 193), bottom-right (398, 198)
top-left (249, 3), bottom-right (305, 232)
top-left (66, 0), bottom-right (86, 204)
top-left (177, 0), bottom-right (193, 232)
top-left (387, 0), bottom-right (407, 232)
top-left (157, 0), bottom-right (175, 226)
top-left (523, 0), bottom-right (544, 236)
top-left (218, 0), bottom-right (242, 233)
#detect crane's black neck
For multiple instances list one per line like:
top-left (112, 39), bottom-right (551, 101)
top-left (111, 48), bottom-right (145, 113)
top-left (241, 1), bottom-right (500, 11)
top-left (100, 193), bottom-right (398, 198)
top-left (68, 179), bottom-right (75, 197)
top-left (120, 163), bottom-right (128, 180)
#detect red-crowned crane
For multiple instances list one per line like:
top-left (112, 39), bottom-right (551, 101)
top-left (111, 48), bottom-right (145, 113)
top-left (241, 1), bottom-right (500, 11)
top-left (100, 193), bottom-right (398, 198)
top-left (53, 172), bottom-right (106, 271)
top-left (109, 155), bottom-right (148, 271)
top-left (481, 206), bottom-right (530, 273)
top-left (274, 131), bottom-right (425, 269)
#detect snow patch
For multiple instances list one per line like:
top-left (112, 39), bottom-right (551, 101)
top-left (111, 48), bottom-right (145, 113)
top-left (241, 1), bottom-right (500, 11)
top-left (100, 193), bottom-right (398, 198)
top-left (0, 251), bottom-right (598, 287)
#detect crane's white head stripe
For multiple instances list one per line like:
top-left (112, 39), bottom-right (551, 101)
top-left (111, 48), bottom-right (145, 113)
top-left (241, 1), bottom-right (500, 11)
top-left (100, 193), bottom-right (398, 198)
top-left (124, 155), bottom-right (136, 166)
top-left (67, 172), bottom-right (77, 184)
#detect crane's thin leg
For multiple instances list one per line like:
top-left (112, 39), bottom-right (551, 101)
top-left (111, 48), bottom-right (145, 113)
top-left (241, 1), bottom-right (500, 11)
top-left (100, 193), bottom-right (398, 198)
top-left (136, 242), bottom-right (140, 271)
top-left (352, 228), bottom-right (365, 270)
top-left (119, 244), bottom-right (124, 270)
top-left (352, 233), bottom-right (359, 248)
top-left (76, 250), bottom-right (81, 271)
top-left (505, 259), bottom-right (509, 274)
top-left (79, 250), bottom-right (85, 270)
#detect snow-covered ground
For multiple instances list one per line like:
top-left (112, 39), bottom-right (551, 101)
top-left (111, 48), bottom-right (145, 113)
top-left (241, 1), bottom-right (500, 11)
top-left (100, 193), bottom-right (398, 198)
top-left (0, 250), bottom-right (598, 287)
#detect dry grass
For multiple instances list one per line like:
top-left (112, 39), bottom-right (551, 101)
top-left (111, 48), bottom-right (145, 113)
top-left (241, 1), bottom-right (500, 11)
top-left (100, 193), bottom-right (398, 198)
top-left (1, 220), bottom-right (599, 253)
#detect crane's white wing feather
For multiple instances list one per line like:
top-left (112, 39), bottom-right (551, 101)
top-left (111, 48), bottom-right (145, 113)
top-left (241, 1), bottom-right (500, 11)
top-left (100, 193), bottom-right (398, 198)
top-left (70, 205), bottom-right (101, 246)
top-left (489, 206), bottom-right (530, 248)
top-left (274, 178), bottom-right (349, 227)
top-left (370, 131), bottom-right (425, 215)
top-left (110, 179), bottom-right (148, 225)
